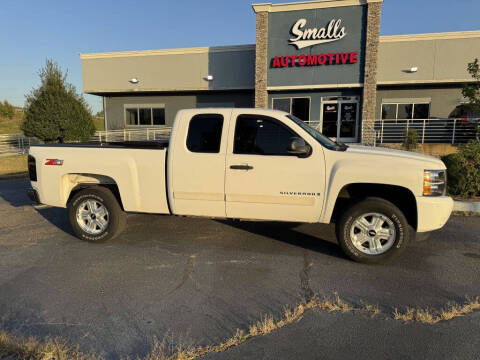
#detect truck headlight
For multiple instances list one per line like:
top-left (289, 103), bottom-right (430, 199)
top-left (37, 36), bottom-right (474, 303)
top-left (423, 170), bottom-right (446, 196)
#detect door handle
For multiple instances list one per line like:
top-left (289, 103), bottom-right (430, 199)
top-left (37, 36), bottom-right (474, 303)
top-left (230, 164), bottom-right (254, 170)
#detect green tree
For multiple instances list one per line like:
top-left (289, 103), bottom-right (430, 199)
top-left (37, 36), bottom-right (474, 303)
top-left (22, 59), bottom-right (95, 142)
top-left (462, 58), bottom-right (480, 113)
top-left (0, 100), bottom-right (15, 119)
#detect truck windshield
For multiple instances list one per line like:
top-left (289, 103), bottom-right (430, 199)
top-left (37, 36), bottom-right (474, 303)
top-left (286, 114), bottom-right (347, 151)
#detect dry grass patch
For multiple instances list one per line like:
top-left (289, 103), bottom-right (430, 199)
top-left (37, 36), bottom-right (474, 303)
top-left (0, 330), bottom-right (98, 360)
top-left (393, 297), bottom-right (480, 324)
top-left (1, 296), bottom-right (479, 360)
top-left (0, 154), bottom-right (27, 176)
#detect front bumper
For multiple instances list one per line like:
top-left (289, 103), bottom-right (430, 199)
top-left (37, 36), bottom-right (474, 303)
top-left (416, 196), bottom-right (454, 232)
top-left (27, 189), bottom-right (41, 205)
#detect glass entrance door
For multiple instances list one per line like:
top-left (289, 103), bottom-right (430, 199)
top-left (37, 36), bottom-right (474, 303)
top-left (321, 100), bottom-right (359, 142)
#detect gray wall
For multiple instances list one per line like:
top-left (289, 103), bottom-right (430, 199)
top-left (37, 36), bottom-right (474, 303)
top-left (378, 36), bottom-right (480, 84)
top-left (267, 5), bottom-right (367, 87)
top-left (268, 88), bottom-right (362, 121)
top-left (376, 86), bottom-right (465, 119)
top-left (82, 45), bottom-right (255, 94)
top-left (104, 92), bottom-right (254, 130)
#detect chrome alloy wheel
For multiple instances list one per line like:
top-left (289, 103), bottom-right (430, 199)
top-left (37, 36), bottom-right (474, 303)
top-left (76, 199), bottom-right (109, 235)
top-left (349, 212), bottom-right (396, 255)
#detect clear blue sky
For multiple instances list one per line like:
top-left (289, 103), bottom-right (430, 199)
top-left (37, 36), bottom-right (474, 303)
top-left (1, 0), bottom-right (479, 114)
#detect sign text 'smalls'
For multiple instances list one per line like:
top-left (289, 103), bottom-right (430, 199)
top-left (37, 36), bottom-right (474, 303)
top-left (271, 51), bottom-right (358, 68)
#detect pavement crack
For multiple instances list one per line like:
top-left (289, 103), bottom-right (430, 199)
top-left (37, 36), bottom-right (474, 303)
top-left (300, 251), bottom-right (314, 301)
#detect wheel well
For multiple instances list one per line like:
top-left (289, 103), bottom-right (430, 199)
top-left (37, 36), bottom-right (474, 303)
top-left (67, 184), bottom-right (124, 210)
top-left (331, 183), bottom-right (417, 230)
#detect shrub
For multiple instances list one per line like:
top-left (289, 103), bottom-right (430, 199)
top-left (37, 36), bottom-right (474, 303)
top-left (0, 100), bottom-right (15, 119)
top-left (403, 128), bottom-right (418, 151)
top-left (22, 59), bottom-right (95, 143)
top-left (441, 140), bottom-right (480, 197)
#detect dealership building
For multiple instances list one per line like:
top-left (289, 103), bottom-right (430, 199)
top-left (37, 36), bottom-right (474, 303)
top-left (81, 0), bottom-right (480, 144)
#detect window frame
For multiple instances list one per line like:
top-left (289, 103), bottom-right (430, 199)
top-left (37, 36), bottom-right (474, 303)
top-left (271, 96), bottom-right (311, 121)
top-left (381, 101), bottom-right (431, 120)
top-left (123, 104), bottom-right (166, 127)
top-left (186, 113), bottom-right (224, 154)
top-left (233, 114), bottom-right (311, 157)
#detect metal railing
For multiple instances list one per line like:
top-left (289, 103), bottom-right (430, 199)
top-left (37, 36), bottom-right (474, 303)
top-left (0, 134), bottom-right (42, 156)
top-left (94, 127), bottom-right (171, 143)
top-left (374, 118), bottom-right (480, 144)
top-left (0, 128), bottom-right (173, 156)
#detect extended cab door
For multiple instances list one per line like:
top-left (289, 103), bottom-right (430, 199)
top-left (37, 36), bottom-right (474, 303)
top-left (225, 110), bottom-right (325, 223)
top-left (168, 109), bottom-right (231, 217)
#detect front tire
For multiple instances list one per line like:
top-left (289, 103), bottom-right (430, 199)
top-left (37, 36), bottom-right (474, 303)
top-left (336, 197), bottom-right (410, 263)
top-left (68, 187), bottom-right (126, 242)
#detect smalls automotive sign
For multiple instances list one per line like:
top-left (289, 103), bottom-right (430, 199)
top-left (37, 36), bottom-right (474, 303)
top-left (271, 17), bottom-right (358, 69)
top-left (289, 18), bottom-right (346, 49)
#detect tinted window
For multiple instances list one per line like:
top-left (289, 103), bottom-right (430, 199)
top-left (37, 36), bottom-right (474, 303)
top-left (397, 104), bottom-right (413, 119)
top-left (291, 98), bottom-right (310, 121)
top-left (381, 104), bottom-right (396, 120)
top-left (186, 114), bottom-right (224, 153)
top-left (153, 108), bottom-right (165, 125)
top-left (139, 108), bottom-right (151, 125)
top-left (126, 108), bottom-right (138, 125)
top-left (234, 115), bottom-right (297, 156)
top-left (413, 104), bottom-right (430, 119)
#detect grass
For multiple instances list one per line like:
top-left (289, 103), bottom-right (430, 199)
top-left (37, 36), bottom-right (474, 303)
top-left (393, 297), bottom-right (480, 324)
top-left (0, 154), bottom-right (27, 176)
top-left (0, 112), bottom-right (23, 134)
top-left (1, 295), bottom-right (479, 360)
top-left (0, 113), bottom-right (105, 135)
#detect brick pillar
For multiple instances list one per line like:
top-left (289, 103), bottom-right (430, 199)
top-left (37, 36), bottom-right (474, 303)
top-left (361, 1), bottom-right (382, 145)
top-left (255, 11), bottom-right (269, 108)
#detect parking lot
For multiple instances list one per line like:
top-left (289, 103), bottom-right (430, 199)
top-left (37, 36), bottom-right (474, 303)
top-left (0, 178), bottom-right (479, 359)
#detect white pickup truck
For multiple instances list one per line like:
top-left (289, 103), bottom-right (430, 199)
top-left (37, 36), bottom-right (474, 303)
top-left (27, 108), bottom-right (453, 263)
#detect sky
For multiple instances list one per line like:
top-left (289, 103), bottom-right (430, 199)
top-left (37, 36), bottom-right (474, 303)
top-left (1, 0), bottom-right (480, 114)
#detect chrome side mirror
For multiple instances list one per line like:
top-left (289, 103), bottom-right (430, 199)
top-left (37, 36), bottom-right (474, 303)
top-left (288, 137), bottom-right (311, 157)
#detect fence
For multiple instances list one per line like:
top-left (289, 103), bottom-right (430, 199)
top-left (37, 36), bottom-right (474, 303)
top-left (94, 127), bottom-right (171, 142)
top-left (0, 128), bottom-right (173, 156)
top-left (374, 118), bottom-right (480, 144)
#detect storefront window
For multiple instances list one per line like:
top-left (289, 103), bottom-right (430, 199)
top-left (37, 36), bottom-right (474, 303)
top-left (272, 97), bottom-right (310, 122)
top-left (125, 105), bottom-right (166, 126)
top-left (381, 102), bottom-right (430, 120)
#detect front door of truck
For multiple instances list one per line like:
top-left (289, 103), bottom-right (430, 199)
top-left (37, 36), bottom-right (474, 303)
top-left (225, 111), bottom-right (325, 223)
top-left (169, 109), bottom-right (231, 218)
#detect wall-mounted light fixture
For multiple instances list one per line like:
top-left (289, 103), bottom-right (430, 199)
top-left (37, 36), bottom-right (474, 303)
top-left (409, 67), bottom-right (418, 73)
top-left (129, 77), bottom-right (139, 84)
top-left (204, 75), bottom-right (214, 81)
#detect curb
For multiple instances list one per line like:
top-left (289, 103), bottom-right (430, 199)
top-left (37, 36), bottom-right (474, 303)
top-left (453, 201), bottom-right (480, 216)
top-left (0, 173), bottom-right (28, 181)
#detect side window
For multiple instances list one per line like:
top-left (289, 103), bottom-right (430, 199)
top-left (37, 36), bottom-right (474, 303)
top-left (186, 114), bottom-right (224, 153)
top-left (233, 115), bottom-right (298, 156)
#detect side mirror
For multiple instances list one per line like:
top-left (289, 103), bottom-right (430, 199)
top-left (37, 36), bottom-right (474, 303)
top-left (288, 137), bottom-right (311, 157)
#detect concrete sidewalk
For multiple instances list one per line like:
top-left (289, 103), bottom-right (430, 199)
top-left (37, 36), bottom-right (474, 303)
top-left (454, 200), bottom-right (480, 215)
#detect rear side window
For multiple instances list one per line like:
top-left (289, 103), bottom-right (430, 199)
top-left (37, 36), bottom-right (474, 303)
top-left (186, 114), bottom-right (224, 153)
top-left (233, 115), bottom-right (297, 156)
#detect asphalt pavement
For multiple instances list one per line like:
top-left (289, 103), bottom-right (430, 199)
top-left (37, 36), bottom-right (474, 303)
top-left (0, 179), bottom-right (479, 359)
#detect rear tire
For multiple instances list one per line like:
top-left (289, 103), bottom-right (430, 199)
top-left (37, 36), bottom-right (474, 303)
top-left (68, 187), bottom-right (126, 242)
top-left (336, 197), bottom-right (410, 264)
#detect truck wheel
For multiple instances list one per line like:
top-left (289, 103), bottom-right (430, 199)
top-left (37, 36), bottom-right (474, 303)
top-left (68, 187), bottom-right (126, 242)
top-left (336, 197), bottom-right (410, 263)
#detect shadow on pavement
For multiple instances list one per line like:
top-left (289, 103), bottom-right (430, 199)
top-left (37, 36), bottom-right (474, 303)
top-left (217, 219), bottom-right (348, 261)
top-left (34, 206), bottom-right (75, 237)
top-left (0, 178), bottom-right (32, 207)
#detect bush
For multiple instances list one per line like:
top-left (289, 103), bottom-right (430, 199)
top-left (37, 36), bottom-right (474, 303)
top-left (441, 140), bottom-right (480, 197)
top-left (403, 128), bottom-right (418, 151)
top-left (22, 59), bottom-right (95, 143)
top-left (0, 100), bottom-right (15, 119)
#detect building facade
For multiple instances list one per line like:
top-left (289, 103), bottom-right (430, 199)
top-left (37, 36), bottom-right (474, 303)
top-left (81, 0), bottom-right (480, 144)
